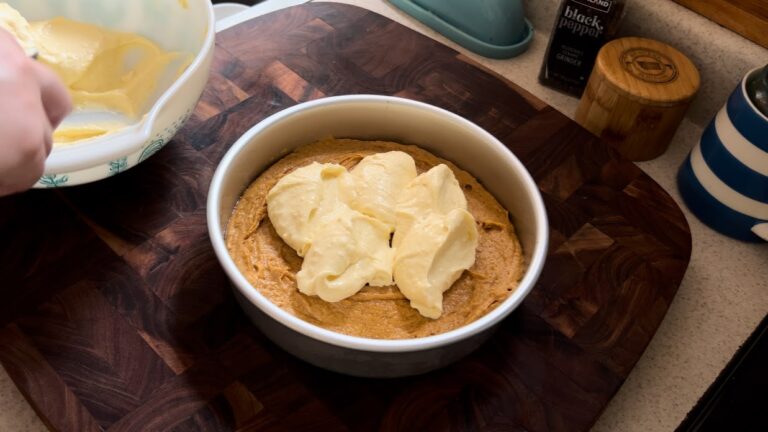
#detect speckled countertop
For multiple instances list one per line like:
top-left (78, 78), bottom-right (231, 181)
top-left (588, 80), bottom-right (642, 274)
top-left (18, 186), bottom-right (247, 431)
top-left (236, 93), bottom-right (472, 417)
top-left (2, 0), bottom-right (767, 431)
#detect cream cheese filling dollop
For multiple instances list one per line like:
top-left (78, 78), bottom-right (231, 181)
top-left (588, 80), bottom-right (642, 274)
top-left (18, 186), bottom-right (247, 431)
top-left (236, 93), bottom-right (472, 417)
top-left (266, 151), bottom-right (479, 318)
top-left (350, 151), bottom-right (417, 231)
top-left (267, 158), bottom-right (402, 302)
top-left (267, 162), bottom-right (356, 257)
top-left (296, 205), bottom-right (394, 302)
top-left (393, 165), bottom-right (479, 319)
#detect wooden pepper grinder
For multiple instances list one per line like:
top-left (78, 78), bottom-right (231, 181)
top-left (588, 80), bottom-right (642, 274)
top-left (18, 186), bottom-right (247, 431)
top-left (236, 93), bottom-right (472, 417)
top-left (575, 37), bottom-right (700, 161)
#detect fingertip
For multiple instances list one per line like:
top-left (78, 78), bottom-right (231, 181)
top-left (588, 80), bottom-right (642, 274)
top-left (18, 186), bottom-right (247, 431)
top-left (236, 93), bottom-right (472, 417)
top-left (33, 62), bottom-right (72, 128)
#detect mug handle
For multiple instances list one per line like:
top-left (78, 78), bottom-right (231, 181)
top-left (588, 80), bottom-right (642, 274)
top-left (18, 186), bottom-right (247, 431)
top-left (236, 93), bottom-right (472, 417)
top-left (753, 224), bottom-right (768, 242)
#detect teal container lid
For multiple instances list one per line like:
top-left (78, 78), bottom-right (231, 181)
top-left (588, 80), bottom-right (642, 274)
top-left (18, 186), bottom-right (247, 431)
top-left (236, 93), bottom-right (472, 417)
top-left (390, 0), bottom-right (533, 59)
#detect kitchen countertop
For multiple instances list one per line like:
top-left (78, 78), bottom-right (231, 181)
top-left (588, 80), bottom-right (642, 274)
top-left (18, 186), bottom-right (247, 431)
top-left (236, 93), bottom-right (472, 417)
top-left (1, 1), bottom-right (766, 431)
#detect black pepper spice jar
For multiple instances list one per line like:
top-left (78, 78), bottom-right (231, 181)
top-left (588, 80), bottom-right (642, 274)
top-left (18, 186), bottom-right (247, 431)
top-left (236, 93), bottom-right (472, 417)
top-left (539, 0), bottom-right (628, 97)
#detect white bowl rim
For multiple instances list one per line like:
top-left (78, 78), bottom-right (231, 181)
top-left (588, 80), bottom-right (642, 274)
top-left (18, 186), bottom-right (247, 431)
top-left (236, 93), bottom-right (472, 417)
top-left (45, 0), bottom-right (216, 174)
top-left (207, 95), bottom-right (549, 353)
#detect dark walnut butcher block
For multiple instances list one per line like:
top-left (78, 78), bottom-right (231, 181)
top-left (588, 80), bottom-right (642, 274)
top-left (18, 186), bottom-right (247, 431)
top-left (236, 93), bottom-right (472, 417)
top-left (0, 3), bottom-right (691, 432)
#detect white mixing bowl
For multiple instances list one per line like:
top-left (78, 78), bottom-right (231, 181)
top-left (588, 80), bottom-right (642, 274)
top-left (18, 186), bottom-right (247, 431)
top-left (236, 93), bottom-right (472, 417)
top-left (207, 95), bottom-right (549, 377)
top-left (4, 0), bottom-right (215, 187)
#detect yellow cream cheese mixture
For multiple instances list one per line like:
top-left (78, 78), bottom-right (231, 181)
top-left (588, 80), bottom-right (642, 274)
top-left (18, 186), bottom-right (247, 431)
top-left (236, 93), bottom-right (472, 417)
top-left (0, 3), bottom-right (182, 144)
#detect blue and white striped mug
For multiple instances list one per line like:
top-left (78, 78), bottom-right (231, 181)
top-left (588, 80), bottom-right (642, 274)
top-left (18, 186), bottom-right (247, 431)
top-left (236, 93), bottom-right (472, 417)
top-left (678, 67), bottom-right (768, 242)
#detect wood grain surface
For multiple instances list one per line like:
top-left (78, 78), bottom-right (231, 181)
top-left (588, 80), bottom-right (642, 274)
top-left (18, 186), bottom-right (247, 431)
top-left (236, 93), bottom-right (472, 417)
top-left (671, 0), bottom-right (768, 49)
top-left (0, 4), bottom-right (692, 431)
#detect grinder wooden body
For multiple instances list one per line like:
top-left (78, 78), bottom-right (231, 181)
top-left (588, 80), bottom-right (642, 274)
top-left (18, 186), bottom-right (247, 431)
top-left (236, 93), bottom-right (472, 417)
top-left (576, 37), bottom-right (700, 161)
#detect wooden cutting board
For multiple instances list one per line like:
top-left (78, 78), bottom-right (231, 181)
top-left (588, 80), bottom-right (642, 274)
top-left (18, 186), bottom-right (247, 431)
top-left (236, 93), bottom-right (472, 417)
top-left (0, 4), bottom-right (692, 431)
top-left (671, 0), bottom-right (768, 49)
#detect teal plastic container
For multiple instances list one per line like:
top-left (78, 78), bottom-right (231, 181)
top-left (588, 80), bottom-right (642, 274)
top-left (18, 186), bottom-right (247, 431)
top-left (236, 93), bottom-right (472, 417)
top-left (390, 0), bottom-right (533, 59)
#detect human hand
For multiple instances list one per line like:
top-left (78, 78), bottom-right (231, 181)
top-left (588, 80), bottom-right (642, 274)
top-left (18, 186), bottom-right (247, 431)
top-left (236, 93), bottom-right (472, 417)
top-left (0, 29), bottom-right (71, 197)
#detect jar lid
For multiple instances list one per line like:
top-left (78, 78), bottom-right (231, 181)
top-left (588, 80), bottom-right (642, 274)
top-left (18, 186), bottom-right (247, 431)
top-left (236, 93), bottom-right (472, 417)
top-left (595, 37), bottom-right (700, 106)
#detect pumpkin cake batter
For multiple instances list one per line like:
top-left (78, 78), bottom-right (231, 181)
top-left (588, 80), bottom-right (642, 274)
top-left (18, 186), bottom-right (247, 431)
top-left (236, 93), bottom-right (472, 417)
top-left (226, 138), bottom-right (525, 339)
